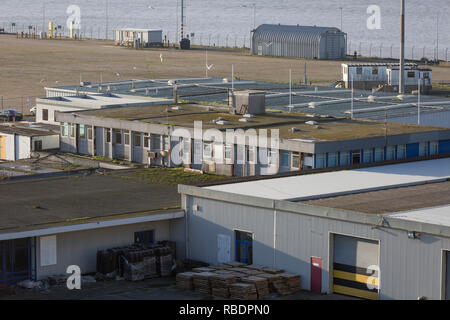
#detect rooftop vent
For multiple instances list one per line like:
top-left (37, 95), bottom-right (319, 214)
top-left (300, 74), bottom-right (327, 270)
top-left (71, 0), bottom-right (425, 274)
top-left (291, 127), bottom-right (300, 133)
top-left (172, 106), bottom-right (184, 111)
top-left (239, 118), bottom-right (252, 123)
top-left (243, 114), bottom-right (255, 118)
top-left (368, 95), bottom-right (376, 102)
top-left (305, 120), bottom-right (318, 125)
top-left (308, 102), bottom-right (316, 109)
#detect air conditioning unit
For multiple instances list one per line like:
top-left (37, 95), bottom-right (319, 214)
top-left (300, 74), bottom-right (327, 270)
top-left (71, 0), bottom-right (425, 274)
top-left (148, 151), bottom-right (158, 159)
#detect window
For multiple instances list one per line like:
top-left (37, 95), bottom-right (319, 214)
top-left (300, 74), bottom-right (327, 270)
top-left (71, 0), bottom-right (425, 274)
top-left (268, 149), bottom-right (277, 166)
top-left (363, 149), bottom-right (373, 163)
top-left (327, 152), bottom-right (337, 167)
top-left (134, 133), bottom-right (141, 147)
top-left (419, 142), bottom-right (428, 157)
top-left (340, 151), bottom-right (350, 166)
top-left (225, 144), bottom-right (233, 160)
top-left (79, 124), bottom-right (86, 139)
top-left (292, 152), bottom-right (300, 168)
top-left (114, 130), bottom-right (122, 144)
top-left (397, 145), bottom-right (406, 159)
top-left (144, 135), bottom-right (150, 148)
top-left (124, 132), bottom-right (130, 145)
top-left (374, 148), bottom-right (384, 162)
top-left (430, 141), bottom-right (438, 155)
top-left (87, 127), bottom-right (93, 140)
top-left (151, 134), bottom-right (161, 150)
top-left (62, 123), bottom-right (69, 137)
top-left (106, 129), bottom-right (111, 143)
top-left (315, 153), bottom-right (325, 168)
top-left (356, 67), bottom-right (362, 75)
top-left (280, 150), bottom-right (290, 167)
top-left (42, 109), bottom-right (48, 121)
top-left (70, 124), bottom-right (75, 138)
top-left (247, 146), bottom-right (256, 164)
top-left (424, 72), bottom-right (430, 79)
top-left (134, 230), bottom-right (154, 245)
top-left (372, 67), bottom-right (378, 75)
top-left (408, 71), bottom-right (416, 78)
top-left (235, 230), bottom-right (253, 265)
top-left (352, 150), bottom-right (361, 164)
top-left (163, 135), bottom-right (170, 150)
top-left (386, 146), bottom-right (395, 160)
top-left (183, 139), bottom-right (190, 155)
top-left (203, 142), bottom-right (212, 159)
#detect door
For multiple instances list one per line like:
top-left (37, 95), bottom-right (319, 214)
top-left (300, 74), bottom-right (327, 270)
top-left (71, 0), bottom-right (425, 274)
top-left (333, 234), bottom-right (379, 300)
top-left (217, 234), bottom-right (231, 264)
top-left (311, 257), bottom-right (322, 293)
top-left (235, 230), bottom-right (253, 265)
top-left (0, 238), bottom-right (34, 287)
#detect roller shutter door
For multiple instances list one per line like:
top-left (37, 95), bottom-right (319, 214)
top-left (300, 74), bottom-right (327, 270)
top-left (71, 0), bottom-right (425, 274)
top-left (333, 234), bottom-right (379, 299)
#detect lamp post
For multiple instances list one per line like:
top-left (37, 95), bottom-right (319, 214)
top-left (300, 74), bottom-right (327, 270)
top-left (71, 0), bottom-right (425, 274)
top-left (399, 0), bottom-right (405, 94)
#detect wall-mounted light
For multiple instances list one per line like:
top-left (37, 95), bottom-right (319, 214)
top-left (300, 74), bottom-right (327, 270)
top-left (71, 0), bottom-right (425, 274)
top-left (408, 231), bottom-right (420, 239)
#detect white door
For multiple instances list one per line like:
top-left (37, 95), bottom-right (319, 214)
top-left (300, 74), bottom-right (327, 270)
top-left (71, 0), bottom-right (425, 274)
top-left (217, 234), bottom-right (231, 264)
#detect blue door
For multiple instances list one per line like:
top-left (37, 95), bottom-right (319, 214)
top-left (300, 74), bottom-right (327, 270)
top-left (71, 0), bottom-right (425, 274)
top-left (406, 143), bottom-right (419, 158)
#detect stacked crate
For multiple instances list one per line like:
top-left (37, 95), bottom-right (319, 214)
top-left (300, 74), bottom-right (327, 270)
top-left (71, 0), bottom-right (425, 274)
top-left (176, 272), bottom-right (196, 290)
top-left (229, 283), bottom-right (258, 300)
top-left (241, 276), bottom-right (270, 298)
top-left (210, 274), bottom-right (238, 298)
top-left (193, 272), bottom-right (216, 294)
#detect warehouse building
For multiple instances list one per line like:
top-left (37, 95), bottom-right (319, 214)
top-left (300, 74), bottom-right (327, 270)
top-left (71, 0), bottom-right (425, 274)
top-left (36, 93), bottom-right (171, 125)
top-left (341, 63), bottom-right (432, 93)
top-left (55, 93), bottom-right (450, 176)
top-left (115, 28), bottom-right (163, 47)
top-left (0, 123), bottom-right (59, 161)
top-left (251, 24), bottom-right (347, 60)
top-left (0, 172), bottom-right (184, 287)
top-left (179, 157), bottom-right (450, 300)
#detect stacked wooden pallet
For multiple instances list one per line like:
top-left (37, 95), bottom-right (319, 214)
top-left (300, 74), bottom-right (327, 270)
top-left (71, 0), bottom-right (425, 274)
top-left (223, 261), bottom-right (246, 268)
top-left (229, 283), bottom-right (258, 300)
top-left (210, 274), bottom-right (238, 298)
top-left (241, 276), bottom-right (270, 298)
top-left (192, 267), bottom-right (216, 273)
top-left (281, 273), bottom-right (301, 294)
top-left (176, 272), bottom-right (196, 290)
top-left (193, 272), bottom-right (216, 294)
top-left (257, 273), bottom-right (282, 293)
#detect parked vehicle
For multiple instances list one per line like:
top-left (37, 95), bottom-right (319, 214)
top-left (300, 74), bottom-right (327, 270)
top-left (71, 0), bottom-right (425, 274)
top-left (0, 109), bottom-right (23, 121)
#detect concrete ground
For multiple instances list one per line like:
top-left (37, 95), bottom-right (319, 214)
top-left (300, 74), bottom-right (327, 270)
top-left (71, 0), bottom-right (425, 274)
top-left (0, 277), bottom-right (355, 300)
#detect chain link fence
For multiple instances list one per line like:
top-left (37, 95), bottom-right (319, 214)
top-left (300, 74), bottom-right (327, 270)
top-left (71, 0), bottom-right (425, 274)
top-left (348, 41), bottom-right (450, 62)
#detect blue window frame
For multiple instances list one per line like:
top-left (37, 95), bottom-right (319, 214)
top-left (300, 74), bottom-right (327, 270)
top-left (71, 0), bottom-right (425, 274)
top-left (134, 230), bottom-right (155, 245)
top-left (235, 230), bottom-right (253, 265)
top-left (0, 238), bottom-right (36, 287)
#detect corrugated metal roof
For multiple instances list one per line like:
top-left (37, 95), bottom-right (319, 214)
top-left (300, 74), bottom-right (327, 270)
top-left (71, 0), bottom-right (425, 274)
top-left (254, 24), bottom-right (341, 40)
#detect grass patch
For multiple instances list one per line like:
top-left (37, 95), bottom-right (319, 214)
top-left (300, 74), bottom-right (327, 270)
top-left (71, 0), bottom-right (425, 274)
top-left (113, 167), bottom-right (228, 185)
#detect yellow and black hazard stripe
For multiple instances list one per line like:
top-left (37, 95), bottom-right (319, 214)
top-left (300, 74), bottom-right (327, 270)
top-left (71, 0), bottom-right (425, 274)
top-left (333, 263), bottom-right (379, 300)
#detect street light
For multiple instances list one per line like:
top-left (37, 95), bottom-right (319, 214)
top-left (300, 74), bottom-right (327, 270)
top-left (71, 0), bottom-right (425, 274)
top-left (240, 3), bottom-right (256, 29)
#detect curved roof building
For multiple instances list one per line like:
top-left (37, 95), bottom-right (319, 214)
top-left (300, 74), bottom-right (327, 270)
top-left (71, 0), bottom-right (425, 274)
top-left (251, 24), bottom-right (347, 60)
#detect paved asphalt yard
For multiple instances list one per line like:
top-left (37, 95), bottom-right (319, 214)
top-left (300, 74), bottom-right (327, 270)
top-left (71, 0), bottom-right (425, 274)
top-left (0, 277), bottom-right (354, 300)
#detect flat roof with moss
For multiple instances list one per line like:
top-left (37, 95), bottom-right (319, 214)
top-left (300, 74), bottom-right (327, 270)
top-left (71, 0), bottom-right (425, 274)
top-left (74, 104), bottom-right (448, 142)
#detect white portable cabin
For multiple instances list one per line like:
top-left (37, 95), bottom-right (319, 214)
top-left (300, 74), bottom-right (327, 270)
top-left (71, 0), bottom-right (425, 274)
top-left (115, 28), bottom-right (163, 47)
